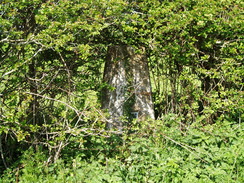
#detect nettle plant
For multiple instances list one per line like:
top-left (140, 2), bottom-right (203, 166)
top-left (1, 118), bottom-right (243, 183)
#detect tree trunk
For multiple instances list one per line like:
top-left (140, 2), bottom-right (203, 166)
top-left (101, 45), bottom-right (154, 130)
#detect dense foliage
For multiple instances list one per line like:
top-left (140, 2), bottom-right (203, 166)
top-left (0, 0), bottom-right (243, 182)
top-left (1, 119), bottom-right (244, 182)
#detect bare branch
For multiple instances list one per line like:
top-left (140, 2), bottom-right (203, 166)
top-left (24, 91), bottom-right (80, 116)
top-left (2, 47), bottom-right (43, 78)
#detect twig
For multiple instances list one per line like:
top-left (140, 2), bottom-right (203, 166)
top-left (2, 47), bottom-right (43, 78)
top-left (24, 92), bottom-right (80, 117)
top-left (162, 133), bottom-right (209, 163)
top-left (0, 135), bottom-right (8, 169)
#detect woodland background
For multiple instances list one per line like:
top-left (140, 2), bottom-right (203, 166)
top-left (0, 0), bottom-right (243, 182)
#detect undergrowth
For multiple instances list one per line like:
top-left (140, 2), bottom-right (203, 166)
top-left (1, 115), bottom-right (243, 183)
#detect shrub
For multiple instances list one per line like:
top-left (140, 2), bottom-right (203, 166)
top-left (1, 117), bottom-right (243, 182)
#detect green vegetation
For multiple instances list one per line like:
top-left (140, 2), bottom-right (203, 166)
top-left (1, 119), bottom-right (243, 182)
top-left (0, 0), bottom-right (243, 182)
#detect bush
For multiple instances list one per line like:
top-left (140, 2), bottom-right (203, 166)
top-left (1, 117), bottom-right (243, 182)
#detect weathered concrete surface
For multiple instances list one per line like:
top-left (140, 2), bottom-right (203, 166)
top-left (102, 45), bottom-right (154, 130)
